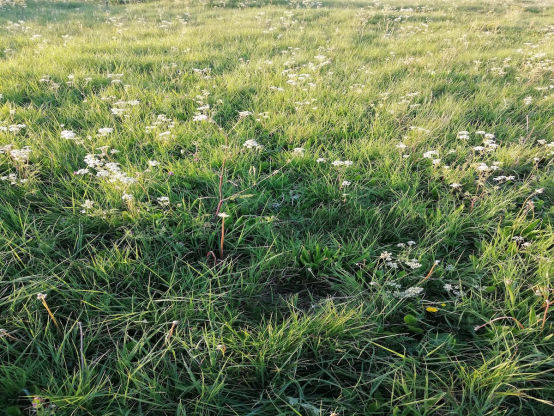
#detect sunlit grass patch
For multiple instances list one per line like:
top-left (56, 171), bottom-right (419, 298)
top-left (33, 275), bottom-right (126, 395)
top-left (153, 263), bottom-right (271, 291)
top-left (0, 0), bottom-right (553, 414)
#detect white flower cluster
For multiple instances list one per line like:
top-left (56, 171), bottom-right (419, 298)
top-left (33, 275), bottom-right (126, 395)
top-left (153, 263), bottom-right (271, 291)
top-left (0, 123), bottom-right (26, 133)
top-left (111, 99), bottom-right (140, 116)
top-left (394, 286), bottom-right (424, 298)
top-left (380, 251), bottom-right (392, 261)
top-left (80, 199), bottom-right (94, 213)
top-left (492, 175), bottom-right (516, 182)
top-left (145, 114), bottom-right (177, 142)
top-left (331, 160), bottom-right (353, 167)
top-left (444, 283), bottom-right (461, 296)
top-left (76, 150), bottom-right (136, 185)
top-left (61, 130), bottom-right (77, 140)
top-left (379, 246), bottom-right (423, 271)
top-left (405, 259), bottom-right (422, 270)
top-left (1, 173), bottom-right (28, 185)
top-left (457, 131), bottom-right (470, 140)
top-left (192, 97), bottom-right (211, 122)
top-left (157, 196), bottom-right (170, 207)
top-left (396, 241), bottom-right (416, 248)
top-left (0, 144), bottom-right (31, 163)
top-left (243, 139), bottom-right (263, 150)
top-left (0, 144), bottom-right (31, 185)
top-left (193, 114), bottom-right (208, 121)
top-left (423, 150), bottom-right (439, 159)
top-left (98, 127), bottom-right (113, 136)
top-left (475, 162), bottom-right (501, 173)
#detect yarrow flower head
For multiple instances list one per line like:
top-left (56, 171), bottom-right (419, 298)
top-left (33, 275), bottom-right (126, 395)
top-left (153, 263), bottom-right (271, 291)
top-left (405, 259), bottom-right (422, 269)
top-left (80, 199), bottom-right (94, 213)
top-left (98, 127), bottom-right (113, 136)
top-left (331, 160), bottom-right (353, 167)
top-left (457, 131), bottom-right (470, 140)
top-left (423, 150), bottom-right (439, 159)
top-left (61, 130), bottom-right (76, 140)
top-left (238, 111), bottom-right (252, 118)
top-left (379, 251), bottom-right (392, 261)
top-left (193, 114), bottom-right (208, 122)
top-left (394, 286), bottom-right (424, 298)
top-left (157, 196), bottom-right (170, 207)
top-left (3, 146), bottom-right (32, 163)
top-left (243, 139), bottom-right (263, 150)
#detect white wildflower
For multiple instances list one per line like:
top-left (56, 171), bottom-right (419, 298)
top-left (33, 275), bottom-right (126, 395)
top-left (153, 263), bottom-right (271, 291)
top-left (157, 196), bottom-right (170, 207)
top-left (394, 286), bottom-right (424, 298)
top-left (98, 127), bottom-right (113, 136)
top-left (243, 139), bottom-right (263, 150)
top-left (193, 114), bottom-right (208, 122)
top-left (61, 130), bottom-right (76, 140)
top-left (80, 199), bottom-right (94, 213)
top-left (405, 259), bottom-right (422, 269)
top-left (331, 160), bottom-right (353, 167)
top-left (423, 150), bottom-right (438, 159)
top-left (238, 111), bottom-right (252, 118)
top-left (379, 251), bottom-right (392, 261)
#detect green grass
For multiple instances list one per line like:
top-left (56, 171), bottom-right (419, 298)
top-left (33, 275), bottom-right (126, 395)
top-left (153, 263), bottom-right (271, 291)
top-left (0, 0), bottom-right (553, 414)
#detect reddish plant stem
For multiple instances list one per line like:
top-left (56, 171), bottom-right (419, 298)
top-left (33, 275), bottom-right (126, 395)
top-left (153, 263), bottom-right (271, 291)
top-left (475, 316), bottom-right (525, 331)
top-left (165, 321), bottom-right (178, 344)
top-left (41, 299), bottom-right (59, 328)
top-left (219, 218), bottom-right (225, 259)
top-left (419, 261), bottom-right (439, 284)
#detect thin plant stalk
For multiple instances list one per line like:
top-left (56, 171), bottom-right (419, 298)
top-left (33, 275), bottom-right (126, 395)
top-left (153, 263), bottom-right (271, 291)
top-left (165, 320), bottom-right (179, 344)
top-left (542, 300), bottom-right (551, 330)
top-left (37, 294), bottom-right (59, 328)
top-left (474, 316), bottom-right (525, 331)
top-left (220, 217), bottom-right (225, 259)
top-left (419, 260), bottom-right (440, 284)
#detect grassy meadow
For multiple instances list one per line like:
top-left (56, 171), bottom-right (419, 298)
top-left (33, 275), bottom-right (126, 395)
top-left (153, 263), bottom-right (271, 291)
top-left (0, 0), bottom-right (553, 414)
